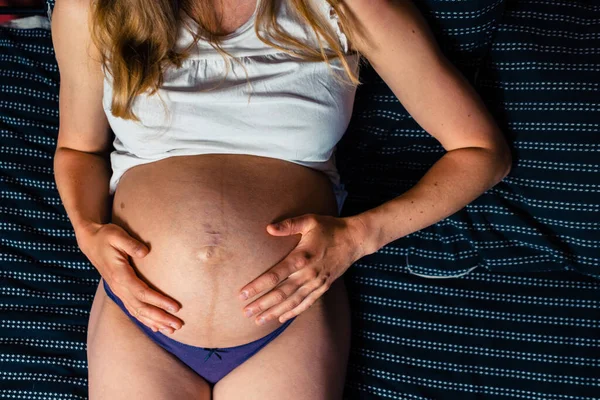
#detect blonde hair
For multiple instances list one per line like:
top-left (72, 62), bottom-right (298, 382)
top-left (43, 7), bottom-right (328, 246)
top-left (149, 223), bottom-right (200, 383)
top-left (89, 0), bottom-right (365, 122)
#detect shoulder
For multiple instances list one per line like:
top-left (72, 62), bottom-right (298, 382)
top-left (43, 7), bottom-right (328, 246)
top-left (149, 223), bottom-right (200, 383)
top-left (52, 0), bottom-right (103, 64)
top-left (52, 0), bottom-right (95, 39)
top-left (53, 0), bottom-right (94, 18)
top-left (335, 0), bottom-right (438, 59)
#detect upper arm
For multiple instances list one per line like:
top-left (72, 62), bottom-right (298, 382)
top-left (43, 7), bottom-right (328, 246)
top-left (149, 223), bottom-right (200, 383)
top-left (52, 0), bottom-right (112, 155)
top-left (340, 0), bottom-right (509, 154)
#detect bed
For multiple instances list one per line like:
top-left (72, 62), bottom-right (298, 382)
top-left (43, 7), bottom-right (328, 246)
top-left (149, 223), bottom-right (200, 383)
top-left (1, 0), bottom-right (598, 398)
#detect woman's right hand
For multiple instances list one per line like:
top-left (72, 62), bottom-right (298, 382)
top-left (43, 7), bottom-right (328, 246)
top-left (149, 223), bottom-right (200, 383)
top-left (77, 222), bottom-right (183, 334)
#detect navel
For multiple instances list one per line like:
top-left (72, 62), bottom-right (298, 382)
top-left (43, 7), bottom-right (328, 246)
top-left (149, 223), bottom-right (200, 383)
top-left (196, 245), bottom-right (228, 264)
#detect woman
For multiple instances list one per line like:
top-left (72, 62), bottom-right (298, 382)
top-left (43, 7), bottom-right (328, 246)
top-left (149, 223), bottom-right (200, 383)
top-left (52, 0), bottom-right (511, 398)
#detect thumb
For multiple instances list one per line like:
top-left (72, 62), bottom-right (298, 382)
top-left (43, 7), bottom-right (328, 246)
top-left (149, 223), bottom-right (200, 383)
top-left (267, 215), bottom-right (311, 237)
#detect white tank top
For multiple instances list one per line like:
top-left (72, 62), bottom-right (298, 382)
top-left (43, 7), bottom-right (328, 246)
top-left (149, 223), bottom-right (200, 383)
top-left (102, 0), bottom-right (360, 213)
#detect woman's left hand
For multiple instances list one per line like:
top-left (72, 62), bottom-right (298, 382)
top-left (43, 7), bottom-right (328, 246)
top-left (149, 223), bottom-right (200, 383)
top-left (238, 213), bottom-right (367, 325)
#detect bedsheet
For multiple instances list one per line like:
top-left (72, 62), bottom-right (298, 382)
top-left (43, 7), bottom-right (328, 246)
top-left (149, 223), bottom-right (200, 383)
top-left (337, 0), bottom-right (600, 279)
top-left (1, 1), bottom-right (599, 399)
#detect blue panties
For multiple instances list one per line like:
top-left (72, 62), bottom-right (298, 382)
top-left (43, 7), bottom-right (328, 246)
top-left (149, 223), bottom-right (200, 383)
top-left (102, 280), bottom-right (296, 384)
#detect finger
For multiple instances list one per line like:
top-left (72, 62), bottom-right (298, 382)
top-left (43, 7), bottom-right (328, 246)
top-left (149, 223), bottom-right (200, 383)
top-left (239, 250), bottom-right (316, 301)
top-left (136, 303), bottom-right (183, 330)
top-left (112, 227), bottom-right (149, 258)
top-left (124, 301), bottom-right (182, 331)
top-left (115, 275), bottom-right (183, 329)
top-left (138, 315), bottom-right (162, 333)
top-left (137, 314), bottom-right (175, 335)
top-left (122, 304), bottom-right (158, 332)
top-left (242, 280), bottom-right (299, 318)
top-left (120, 267), bottom-right (181, 314)
top-left (243, 268), bottom-right (318, 316)
top-left (112, 271), bottom-right (183, 329)
top-left (253, 279), bottom-right (323, 325)
top-left (267, 214), bottom-right (316, 237)
top-left (278, 282), bottom-right (331, 323)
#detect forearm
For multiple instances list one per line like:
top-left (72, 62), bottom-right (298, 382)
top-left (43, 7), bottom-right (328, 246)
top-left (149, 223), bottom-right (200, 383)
top-left (348, 146), bottom-right (512, 256)
top-left (54, 147), bottom-right (113, 246)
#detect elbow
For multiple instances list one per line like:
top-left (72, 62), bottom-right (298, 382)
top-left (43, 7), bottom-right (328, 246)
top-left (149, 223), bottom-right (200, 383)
top-left (476, 137), bottom-right (512, 185)
top-left (502, 154), bottom-right (512, 180)
top-left (495, 141), bottom-right (513, 183)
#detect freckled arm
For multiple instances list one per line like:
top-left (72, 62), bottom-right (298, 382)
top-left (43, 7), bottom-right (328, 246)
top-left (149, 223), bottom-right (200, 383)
top-left (347, 146), bottom-right (511, 257)
top-left (338, 0), bottom-right (512, 257)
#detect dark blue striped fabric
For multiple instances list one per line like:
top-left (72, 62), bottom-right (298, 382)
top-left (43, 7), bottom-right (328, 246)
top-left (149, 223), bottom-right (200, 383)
top-left (342, 267), bottom-right (600, 399)
top-left (336, 0), bottom-right (600, 397)
top-left (0, 26), bottom-right (96, 399)
top-left (1, 1), bottom-right (599, 399)
top-left (474, 0), bottom-right (600, 279)
top-left (338, 0), bottom-right (599, 279)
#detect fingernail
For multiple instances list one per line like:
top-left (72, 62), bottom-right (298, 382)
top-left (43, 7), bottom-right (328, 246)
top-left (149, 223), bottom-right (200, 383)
top-left (257, 317), bottom-right (265, 325)
top-left (239, 291), bottom-right (248, 300)
top-left (244, 309), bottom-right (253, 318)
top-left (169, 322), bottom-right (180, 329)
top-left (168, 306), bottom-right (177, 313)
top-left (159, 328), bottom-right (170, 334)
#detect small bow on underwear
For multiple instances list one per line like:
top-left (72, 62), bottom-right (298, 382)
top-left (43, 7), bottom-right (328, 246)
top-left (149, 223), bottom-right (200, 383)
top-left (204, 348), bottom-right (228, 362)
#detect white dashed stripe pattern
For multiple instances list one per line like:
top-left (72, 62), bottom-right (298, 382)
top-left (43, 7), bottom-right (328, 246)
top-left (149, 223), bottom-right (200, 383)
top-left (2, 1), bottom-right (599, 399)
top-left (335, 0), bottom-right (600, 398)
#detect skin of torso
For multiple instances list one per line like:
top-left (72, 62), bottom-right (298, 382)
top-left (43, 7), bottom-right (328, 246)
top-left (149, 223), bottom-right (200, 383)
top-left (107, 0), bottom-right (349, 348)
top-left (110, 154), bottom-right (341, 347)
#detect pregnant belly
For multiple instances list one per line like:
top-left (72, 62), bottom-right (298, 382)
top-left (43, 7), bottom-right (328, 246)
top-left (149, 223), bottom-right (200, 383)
top-left (110, 154), bottom-right (340, 348)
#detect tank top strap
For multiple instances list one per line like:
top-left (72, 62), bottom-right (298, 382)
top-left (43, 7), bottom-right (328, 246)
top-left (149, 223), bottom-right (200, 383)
top-left (311, 0), bottom-right (351, 53)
